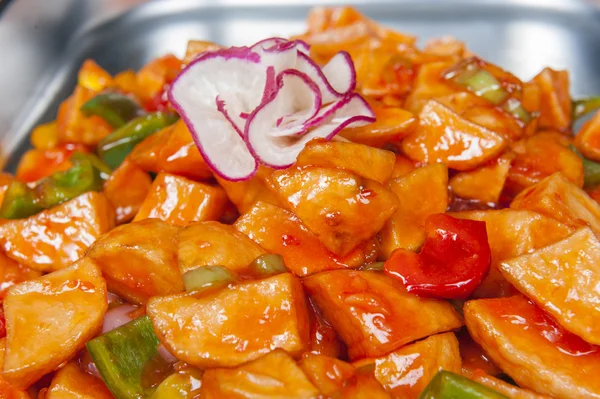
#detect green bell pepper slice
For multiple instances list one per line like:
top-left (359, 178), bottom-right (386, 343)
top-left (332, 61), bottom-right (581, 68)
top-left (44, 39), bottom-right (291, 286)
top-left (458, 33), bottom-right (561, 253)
top-left (0, 181), bottom-right (43, 219)
top-left (573, 96), bottom-right (600, 120)
top-left (97, 112), bottom-right (178, 169)
top-left (87, 316), bottom-right (162, 399)
top-left (182, 265), bottom-right (236, 293)
top-left (81, 92), bottom-right (143, 129)
top-left (570, 145), bottom-right (600, 188)
top-left (445, 59), bottom-right (508, 105)
top-left (419, 371), bottom-right (509, 399)
top-left (248, 254), bottom-right (287, 276)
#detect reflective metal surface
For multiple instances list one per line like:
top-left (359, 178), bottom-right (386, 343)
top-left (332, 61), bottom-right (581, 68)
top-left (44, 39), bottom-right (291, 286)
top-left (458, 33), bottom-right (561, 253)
top-left (1, 0), bottom-right (599, 171)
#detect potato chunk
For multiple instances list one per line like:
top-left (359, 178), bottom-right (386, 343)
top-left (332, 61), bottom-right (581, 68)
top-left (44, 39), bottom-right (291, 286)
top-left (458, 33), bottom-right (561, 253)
top-left (200, 349), bottom-right (319, 399)
top-left (235, 202), bottom-right (377, 276)
top-left (0, 192), bottom-right (115, 272)
top-left (500, 227), bottom-right (600, 345)
top-left (0, 253), bottom-right (41, 300)
top-left (510, 172), bottom-right (600, 233)
top-left (452, 209), bottom-right (573, 298)
top-left (380, 164), bottom-right (449, 257)
top-left (148, 273), bottom-right (310, 368)
top-left (532, 68), bottom-right (571, 133)
top-left (2, 258), bottom-right (107, 389)
top-left (574, 110), bottom-right (600, 161)
top-left (296, 140), bottom-right (396, 183)
top-left (86, 218), bottom-right (183, 304)
top-left (353, 332), bottom-right (461, 398)
top-left (465, 295), bottom-right (600, 399)
top-left (178, 221), bottom-right (265, 274)
top-left (298, 353), bottom-right (355, 397)
top-left (402, 100), bottom-right (506, 171)
top-left (269, 166), bottom-right (398, 256)
top-left (303, 270), bottom-right (463, 360)
top-left (46, 362), bottom-right (113, 399)
top-left (103, 159), bottom-right (152, 224)
top-left (0, 339), bottom-right (30, 399)
top-left (449, 152), bottom-right (514, 204)
top-left (134, 172), bottom-right (227, 226)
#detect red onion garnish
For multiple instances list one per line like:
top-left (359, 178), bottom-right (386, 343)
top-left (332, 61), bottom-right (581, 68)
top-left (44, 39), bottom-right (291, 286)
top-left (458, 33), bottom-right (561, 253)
top-left (168, 37), bottom-right (375, 181)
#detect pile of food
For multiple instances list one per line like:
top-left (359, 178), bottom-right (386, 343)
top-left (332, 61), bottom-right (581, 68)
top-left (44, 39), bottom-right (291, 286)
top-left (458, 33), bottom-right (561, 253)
top-left (1, 5), bottom-right (600, 399)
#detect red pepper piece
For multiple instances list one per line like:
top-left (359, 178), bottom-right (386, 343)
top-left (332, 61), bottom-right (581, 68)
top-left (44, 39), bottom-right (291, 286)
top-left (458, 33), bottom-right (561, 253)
top-left (384, 213), bottom-right (491, 299)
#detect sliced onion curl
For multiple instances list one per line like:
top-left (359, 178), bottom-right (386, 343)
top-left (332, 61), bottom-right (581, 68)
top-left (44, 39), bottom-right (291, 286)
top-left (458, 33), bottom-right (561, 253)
top-left (169, 37), bottom-right (374, 180)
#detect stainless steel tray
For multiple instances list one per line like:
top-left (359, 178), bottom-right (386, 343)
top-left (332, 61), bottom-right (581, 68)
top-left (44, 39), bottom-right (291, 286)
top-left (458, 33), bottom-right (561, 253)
top-left (1, 0), bottom-right (599, 171)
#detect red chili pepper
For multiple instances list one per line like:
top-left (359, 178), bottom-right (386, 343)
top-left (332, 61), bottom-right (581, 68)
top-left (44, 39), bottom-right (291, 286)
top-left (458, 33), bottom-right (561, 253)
top-left (384, 213), bottom-right (491, 299)
top-left (142, 84), bottom-right (171, 113)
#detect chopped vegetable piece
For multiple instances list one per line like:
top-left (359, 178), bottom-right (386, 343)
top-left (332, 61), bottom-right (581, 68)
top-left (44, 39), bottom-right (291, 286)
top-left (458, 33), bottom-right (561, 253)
top-left (360, 261), bottom-right (384, 271)
top-left (384, 213), bottom-right (491, 299)
top-left (354, 332), bottom-right (461, 398)
top-left (303, 270), bottom-right (463, 360)
top-left (199, 349), bottom-right (319, 398)
top-left (465, 295), bottom-right (600, 398)
top-left (87, 316), bottom-right (161, 399)
top-left (511, 172), bottom-right (600, 234)
top-left (574, 110), bottom-right (600, 162)
top-left (402, 100), bottom-right (507, 171)
top-left (86, 218), bottom-right (183, 304)
top-left (0, 338), bottom-right (31, 399)
top-left (215, 167), bottom-right (283, 214)
top-left (147, 273), bottom-right (310, 368)
top-left (269, 166), bottom-right (398, 256)
top-left (81, 92), bottom-right (143, 128)
top-left (46, 362), bottom-right (113, 399)
top-left (151, 368), bottom-right (203, 399)
top-left (178, 221), bottom-right (265, 275)
top-left (532, 68), bottom-right (572, 133)
top-left (15, 144), bottom-right (86, 183)
top-left (97, 112), bottom-right (178, 169)
top-left (502, 97), bottom-right (533, 124)
top-left (465, 369), bottom-right (551, 399)
top-left (30, 120), bottom-right (59, 150)
top-left (182, 265), bottom-right (236, 293)
top-left (0, 192), bottom-right (115, 272)
top-left (0, 182), bottom-right (42, 220)
top-left (298, 353), bottom-right (356, 397)
top-left (235, 202), bottom-right (377, 276)
top-left (573, 96), bottom-right (600, 120)
top-left (307, 298), bottom-right (346, 358)
top-left (380, 163), bottom-right (449, 256)
top-left (103, 159), bottom-right (152, 224)
top-left (446, 60), bottom-right (509, 105)
top-left (3, 258), bottom-right (107, 389)
top-left (248, 253), bottom-right (287, 276)
top-left (134, 172), bottom-right (228, 226)
top-left (0, 252), bottom-right (41, 300)
top-left (499, 227), bottom-right (600, 345)
top-left (419, 370), bottom-right (508, 399)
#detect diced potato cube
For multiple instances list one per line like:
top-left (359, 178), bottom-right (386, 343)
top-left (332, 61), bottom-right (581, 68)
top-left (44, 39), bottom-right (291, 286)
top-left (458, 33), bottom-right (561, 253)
top-left (2, 258), bottom-right (107, 389)
top-left (183, 40), bottom-right (222, 65)
top-left (298, 353), bottom-right (355, 397)
top-left (46, 362), bottom-right (113, 399)
top-left (404, 61), bottom-right (456, 114)
top-left (215, 167), bottom-right (282, 214)
top-left (147, 273), bottom-right (310, 368)
top-left (510, 172), bottom-right (600, 233)
top-left (500, 227), bottom-right (600, 345)
top-left (0, 192), bottom-right (115, 272)
top-left (339, 103), bottom-right (417, 147)
top-left (338, 368), bottom-right (392, 399)
top-left (103, 159), bottom-right (152, 224)
top-left (235, 202), bottom-right (377, 277)
top-left (380, 164), bottom-right (449, 256)
top-left (57, 86), bottom-right (112, 146)
top-left (352, 332), bottom-right (461, 398)
top-left (303, 270), bottom-right (463, 360)
top-left (136, 54), bottom-right (181, 103)
top-left (296, 140), bottom-right (396, 183)
top-left (452, 209), bottom-right (573, 298)
top-left (199, 349), bottom-right (319, 399)
top-left (466, 369), bottom-right (552, 399)
top-left (449, 152), bottom-right (514, 203)
top-left (86, 218), bottom-right (183, 304)
top-left (532, 68), bottom-right (571, 133)
top-left (465, 295), bottom-right (600, 399)
top-left (269, 166), bottom-right (398, 256)
top-left (506, 132), bottom-right (584, 194)
top-left (574, 110), bottom-right (600, 162)
top-left (0, 253), bottom-right (41, 300)
top-left (402, 100), bottom-right (507, 171)
top-left (178, 221), bottom-right (265, 275)
top-left (134, 172), bottom-right (227, 226)
top-left (388, 154), bottom-right (417, 180)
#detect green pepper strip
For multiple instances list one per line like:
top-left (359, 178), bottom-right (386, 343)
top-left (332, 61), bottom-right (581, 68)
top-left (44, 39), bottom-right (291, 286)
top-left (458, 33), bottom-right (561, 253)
top-left (573, 97), bottom-right (600, 120)
top-left (248, 254), bottom-right (287, 276)
top-left (570, 145), bottom-right (600, 188)
top-left (81, 92), bottom-right (143, 129)
top-left (97, 112), bottom-right (179, 169)
top-left (87, 316), bottom-right (160, 399)
top-left (419, 371), bottom-right (509, 399)
top-left (0, 152), bottom-right (109, 220)
top-left (182, 265), bottom-right (236, 293)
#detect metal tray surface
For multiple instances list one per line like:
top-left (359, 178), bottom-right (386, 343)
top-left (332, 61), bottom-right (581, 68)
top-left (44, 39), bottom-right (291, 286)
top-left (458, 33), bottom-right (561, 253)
top-left (1, 0), bottom-right (600, 171)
